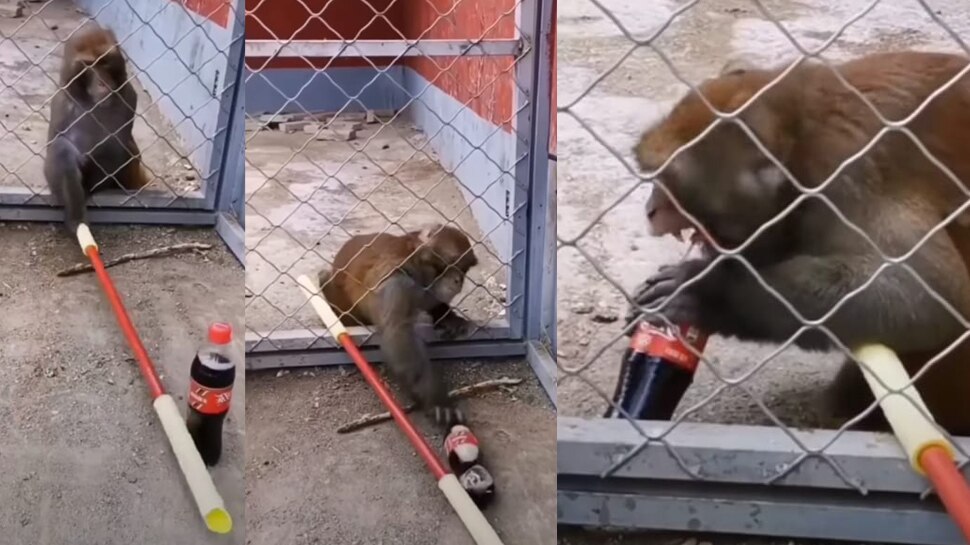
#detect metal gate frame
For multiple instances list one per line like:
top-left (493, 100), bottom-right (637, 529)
top-left (243, 0), bottom-right (557, 405)
top-left (558, 417), bottom-right (970, 545)
top-left (0, 0), bottom-right (248, 263)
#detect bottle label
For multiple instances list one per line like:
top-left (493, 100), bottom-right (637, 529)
top-left (188, 380), bottom-right (233, 415)
top-left (444, 428), bottom-right (480, 460)
top-left (629, 321), bottom-right (709, 373)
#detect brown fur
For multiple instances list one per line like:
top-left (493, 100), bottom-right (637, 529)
top-left (317, 223), bottom-right (478, 426)
top-left (320, 224), bottom-right (477, 327)
top-left (633, 51), bottom-right (970, 435)
top-left (62, 25), bottom-right (150, 191)
top-left (45, 23), bottom-right (151, 234)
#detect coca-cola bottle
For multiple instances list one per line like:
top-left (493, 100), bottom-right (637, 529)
top-left (444, 425), bottom-right (495, 507)
top-left (606, 320), bottom-right (708, 420)
top-left (186, 322), bottom-right (236, 466)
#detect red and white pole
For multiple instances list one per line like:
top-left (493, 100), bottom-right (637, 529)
top-left (296, 274), bottom-right (504, 545)
top-left (77, 224), bottom-right (232, 534)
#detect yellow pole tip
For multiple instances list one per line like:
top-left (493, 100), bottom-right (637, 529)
top-left (205, 508), bottom-right (233, 534)
top-left (914, 440), bottom-right (958, 475)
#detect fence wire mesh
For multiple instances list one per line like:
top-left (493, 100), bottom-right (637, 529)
top-left (244, 0), bottom-right (544, 355)
top-left (557, 0), bottom-right (970, 518)
top-left (0, 0), bottom-right (240, 214)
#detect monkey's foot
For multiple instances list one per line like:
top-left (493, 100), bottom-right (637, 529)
top-left (432, 405), bottom-right (465, 428)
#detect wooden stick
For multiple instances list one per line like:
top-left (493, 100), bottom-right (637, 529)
top-left (57, 242), bottom-right (213, 277)
top-left (336, 377), bottom-right (524, 433)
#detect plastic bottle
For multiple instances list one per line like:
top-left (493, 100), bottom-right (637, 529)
top-left (606, 321), bottom-right (708, 420)
top-left (186, 322), bottom-right (236, 466)
top-left (444, 425), bottom-right (496, 507)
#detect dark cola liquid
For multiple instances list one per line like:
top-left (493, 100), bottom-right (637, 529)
top-left (186, 350), bottom-right (235, 466)
top-left (606, 321), bottom-right (708, 420)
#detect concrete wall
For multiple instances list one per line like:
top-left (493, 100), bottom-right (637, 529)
top-left (76, 0), bottom-right (243, 199)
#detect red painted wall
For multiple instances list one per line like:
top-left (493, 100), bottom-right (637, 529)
top-left (245, 0), bottom-right (535, 136)
top-left (400, 0), bottom-right (517, 132)
top-left (245, 0), bottom-right (402, 69)
top-left (176, 0), bottom-right (231, 28)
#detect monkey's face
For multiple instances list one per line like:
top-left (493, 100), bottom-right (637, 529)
top-left (415, 224), bottom-right (478, 302)
top-left (638, 120), bottom-right (790, 250)
top-left (430, 269), bottom-right (465, 303)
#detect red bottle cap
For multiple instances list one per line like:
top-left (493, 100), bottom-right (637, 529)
top-left (208, 322), bottom-right (233, 345)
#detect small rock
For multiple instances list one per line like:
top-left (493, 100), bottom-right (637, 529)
top-left (0, 1), bottom-right (24, 18)
top-left (302, 122), bottom-right (322, 134)
top-left (336, 111), bottom-right (367, 122)
top-left (107, 378), bottom-right (115, 385)
top-left (571, 303), bottom-right (593, 315)
top-left (281, 120), bottom-right (312, 133)
top-left (578, 337), bottom-right (590, 346)
top-left (592, 312), bottom-right (618, 324)
top-left (276, 369), bottom-right (289, 378)
top-left (371, 108), bottom-right (395, 119)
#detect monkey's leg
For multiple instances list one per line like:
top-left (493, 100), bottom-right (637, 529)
top-left (428, 303), bottom-right (472, 340)
top-left (376, 275), bottom-right (464, 428)
top-left (44, 137), bottom-right (87, 235)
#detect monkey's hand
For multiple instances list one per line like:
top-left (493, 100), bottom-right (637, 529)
top-left (625, 259), bottom-right (713, 332)
top-left (430, 304), bottom-right (474, 340)
top-left (436, 313), bottom-right (473, 340)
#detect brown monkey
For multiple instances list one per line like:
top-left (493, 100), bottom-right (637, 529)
top-left (45, 23), bottom-right (150, 235)
top-left (318, 223), bottom-right (479, 426)
top-left (629, 51), bottom-right (970, 435)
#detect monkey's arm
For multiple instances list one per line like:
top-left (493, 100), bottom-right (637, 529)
top-left (44, 136), bottom-right (87, 234)
top-left (632, 253), bottom-right (967, 353)
top-left (377, 275), bottom-right (463, 427)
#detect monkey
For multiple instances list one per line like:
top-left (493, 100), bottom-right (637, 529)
top-left (318, 223), bottom-right (479, 427)
top-left (627, 50), bottom-right (970, 436)
top-left (44, 23), bottom-right (150, 236)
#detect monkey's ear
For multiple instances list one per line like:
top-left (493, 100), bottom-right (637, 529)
top-left (719, 57), bottom-right (755, 76)
top-left (417, 223), bottom-right (444, 244)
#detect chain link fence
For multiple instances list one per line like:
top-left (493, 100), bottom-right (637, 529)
top-left (243, 0), bottom-right (555, 386)
top-left (0, 0), bottom-right (245, 236)
top-left (557, 1), bottom-right (970, 543)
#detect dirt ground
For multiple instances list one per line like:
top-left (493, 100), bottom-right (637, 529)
top-left (245, 117), bottom-right (508, 342)
top-left (557, 0), bottom-right (970, 544)
top-left (245, 359), bottom-right (556, 544)
top-left (0, 0), bottom-right (201, 204)
top-left (0, 222), bottom-right (245, 544)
